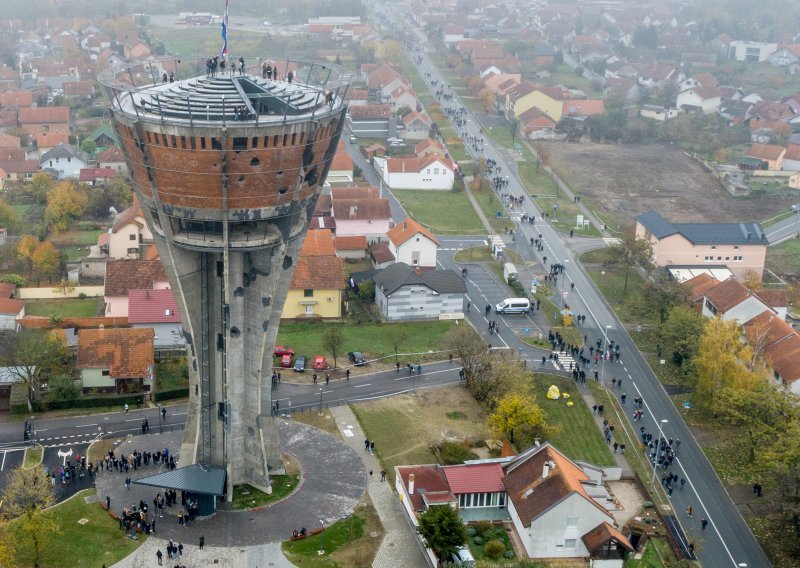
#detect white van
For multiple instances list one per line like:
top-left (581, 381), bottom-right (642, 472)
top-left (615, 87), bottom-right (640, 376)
top-left (495, 297), bottom-right (531, 315)
top-left (451, 545), bottom-right (476, 566)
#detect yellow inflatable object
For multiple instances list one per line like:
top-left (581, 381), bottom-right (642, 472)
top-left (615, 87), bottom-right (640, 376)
top-left (547, 385), bottom-right (560, 400)
top-left (566, 401), bottom-right (574, 407)
top-left (563, 393), bottom-right (570, 399)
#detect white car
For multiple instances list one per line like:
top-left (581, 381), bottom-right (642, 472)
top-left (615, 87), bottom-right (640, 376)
top-left (451, 546), bottom-right (475, 566)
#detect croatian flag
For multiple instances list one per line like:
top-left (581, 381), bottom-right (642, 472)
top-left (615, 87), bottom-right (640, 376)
top-left (221, 0), bottom-right (229, 59)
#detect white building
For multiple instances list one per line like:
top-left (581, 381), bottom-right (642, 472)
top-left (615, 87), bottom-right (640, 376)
top-left (39, 144), bottom-right (92, 179)
top-left (373, 263), bottom-right (465, 321)
top-left (106, 201), bottom-right (154, 260)
top-left (0, 299), bottom-right (24, 331)
top-left (676, 86), bottom-right (721, 114)
top-left (374, 155), bottom-right (455, 191)
top-left (728, 41), bottom-right (778, 62)
top-left (386, 217), bottom-right (439, 268)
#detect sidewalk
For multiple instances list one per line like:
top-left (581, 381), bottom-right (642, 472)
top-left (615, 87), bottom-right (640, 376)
top-left (328, 405), bottom-right (429, 568)
top-left (582, 389), bottom-right (634, 477)
top-left (464, 181), bottom-right (495, 234)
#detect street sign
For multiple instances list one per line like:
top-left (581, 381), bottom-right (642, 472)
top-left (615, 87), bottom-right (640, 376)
top-left (57, 448), bottom-right (73, 466)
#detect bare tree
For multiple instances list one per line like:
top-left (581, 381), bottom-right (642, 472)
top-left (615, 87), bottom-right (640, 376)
top-left (387, 325), bottom-right (409, 362)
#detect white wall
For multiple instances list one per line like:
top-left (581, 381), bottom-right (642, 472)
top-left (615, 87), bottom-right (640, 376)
top-left (17, 285), bottom-right (105, 299)
top-left (42, 156), bottom-right (87, 179)
top-left (392, 235), bottom-right (438, 268)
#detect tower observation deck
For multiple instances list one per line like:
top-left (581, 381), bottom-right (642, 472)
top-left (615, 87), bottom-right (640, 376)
top-left (100, 57), bottom-right (352, 496)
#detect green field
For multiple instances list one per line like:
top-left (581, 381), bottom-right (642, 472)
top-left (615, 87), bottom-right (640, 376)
top-left (0, 489), bottom-right (144, 568)
top-left (232, 476), bottom-right (300, 509)
top-left (392, 189), bottom-right (486, 234)
top-left (533, 374), bottom-right (615, 466)
top-left (24, 298), bottom-right (101, 318)
top-left (766, 236), bottom-right (800, 276)
top-left (276, 320), bottom-right (460, 365)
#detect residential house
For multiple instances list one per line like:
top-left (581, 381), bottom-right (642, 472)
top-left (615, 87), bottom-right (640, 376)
top-left (414, 139), bottom-right (448, 160)
top-left (700, 277), bottom-right (780, 323)
top-left (325, 141), bottom-right (354, 186)
top-left (389, 86), bottom-right (418, 113)
top-left (104, 259), bottom-right (169, 317)
top-left (728, 41), bottom-right (778, 62)
top-left (677, 86), bottom-right (721, 114)
top-left (0, 91), bottom-right (32, 108)
top-left (744, 311), bottom-right (800, 394)
top-left (401, 112), bottom-right (432, 140)
top-left (0, 160), bottom-right (38, 187)
top-left (443, 23), bottom-right (465, 47)
top-left (331, 197), bottom-right (392, 242)
top-left (533, 43), bottom-right (557, 66)
top-left (39, 143), bottom-right (92, 179)
top-left (602, 78), bottom-right (640, 103)
top-left (127, 289), bottom-right (185, 349)
top-left (373, 262), bottom-right (465, 321)
top-left (768, 45), bottom-right (800, 67)
top-left (0, 133), bottom-right (21, 149)
top-left (561, 100), bottom-right (606, 120)
top-left (386, 217), bottom-right (439, 268)
top-left (79, 167), bottom-right (117, 186)
top-left (77, 327), bottom-right (154, 394)
top-left (369, 241), bottom-right (395, 269)
top-left (334, 235), bottom-right (368, 259)
top-left (63, 80), bottom-right (95, 100)
top-left (122, 37), bottom-right (151, 60)
top-left (518, 107), bottom-right (557, 140)
top-left (739, 143), bottom-right (786, 171)
top-left (635, 210), bottom-right (768, 279)
top-left (0, 298), bottom-right (24, 331)
top-left (86, 124), bottom-right (119, 151)
top-left (782, 144), bottom-right (800, 171)
top-left (507, 83), bottom-right (565, 123)
top-left (636, 63), bottom-right (682, 89)
top-left (503, 443), bottom-right (632, 561)
top-left (35, 131), bottom-right (69, 158)
top-left (639, 105), bottom-right (680, 121)
top-left (374, 154), bottom-right (456, 191)
top-left (282, 230), bottom-right (344, 319)
top-left (97, 146), bottom-right (128, 174)
top-left (18, 106), bottom-right (70, 137)
top-left (106, 201), bottom-right (154, 260)
top-left (346, 104), bottom-right (395, 139)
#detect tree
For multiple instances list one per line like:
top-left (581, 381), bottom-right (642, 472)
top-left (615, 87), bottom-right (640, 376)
top-left (79, 139), bottom-right (96, 156)
top-left (49, 374), bottom-right (80, 402)
top-left (659, 306), bottom-right (704, 368)
top-left (509, 117), bottom-right (520, 145)
top-left (608, 233), bottom-right (653, 293)
top-left (0, 465), bottom-right (59, 568)
top-left (693, 317), bottom-right (762, 410)
top-left (0, 199), bottom-right (18, 232)
top-left (357, 280), bottom-right (374, 302)
top-left (386, 325), bottom-right (409, 361)
top-left (0, 274), bottom-right (26, 287)
top-left (44, 181), bottom-right (88, 232)
top-left (416, 502), bottom-right (466, 561)
top-left (322, 326), bottom-right (346, 369)
top-left (635, 271), bottom-right (688, 323)
top-left (1, 330), bottom-right (69, 407)
top-left (442, 324), bottom-right (492, 393)
top-left (26, 172), bottom-right (54, 203)
top-left (16, 235), bottom-right (39, 274)
top-left (488, 393), bottom-right (547, 445)
top-left (743, 270), bottom-right (762, 291)
top-left (52, 279), bottom-right (76, 299)
top-left (86, 176), bottom-right (133, 219)
top-left (31, 242), bottom-right (60, 284)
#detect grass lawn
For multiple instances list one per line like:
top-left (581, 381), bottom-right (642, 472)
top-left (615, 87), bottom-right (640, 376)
top-left (23, 444), bottom-right (43, 468)
top-left (624, 537), bottom-right (667, 568)
top-left (533, 374), bottom-right (615, 466)
top-left (580, 247), bottom-right (617, 265)
top-left (49, 228), bottom-right (105, 246)
top-left (24, 298), bottom-right (101, 318)
top-left (466, 523), bottom-right (516, 562)
top-left (584, 265), bottom-right (647, 321)
top-left (453, 246), bottom-right (494, 263)
top-left (232, 476), bottom-right (301, 510)
top-left (352, 387), bottom-right (490, 485)
top-left (392, 189), bottom-right (487, 234)
top-left (471, 185), bottom-right (508, 233)
top-left (276, 320), bottom-right (460, 365)
top-left (154, 358), bottom-right (189, 391)
top-left (766, 236), bottom-right (800, 276)
top-left (0, 489), bottom-right (144, 568)
top-left (282, 495), bottom-right (383, 567)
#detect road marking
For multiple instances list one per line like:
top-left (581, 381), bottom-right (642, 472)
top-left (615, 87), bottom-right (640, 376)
top-left (1, 451), bottom-right (6, 471)
top-left (76, 424), bottom-right (98, 428)
top-left (354, 383), bottom-right (372, 388)
top-left (124, 418), bottom-right (143, 422)
top-left (172, 412), bottom-right (188, 416)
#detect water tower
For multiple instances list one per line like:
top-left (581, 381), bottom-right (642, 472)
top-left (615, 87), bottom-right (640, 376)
top-left (100, 58), bottom-right (350, 495)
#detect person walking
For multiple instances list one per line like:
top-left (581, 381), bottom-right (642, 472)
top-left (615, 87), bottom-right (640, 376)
top-left (701, 518), bottom-right (708, 531)
top-left (686, 505), bottom-right (693, 518)
top-left (124, 403), bottom-right (129, 413)
top-left (156, 549), bottom-right (163, 566)
top-left (370, 441), bottom-right (375, 454)
top-left (199, 535), bottom-right (205, 550)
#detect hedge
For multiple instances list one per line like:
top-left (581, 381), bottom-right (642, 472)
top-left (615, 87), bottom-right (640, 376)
top-left (152, 388), bottom-right (189, 403)
top-left (11, 394), bottom-right (145, 415)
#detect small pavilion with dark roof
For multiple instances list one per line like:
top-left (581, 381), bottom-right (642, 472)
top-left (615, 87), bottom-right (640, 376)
top-left (134, 464), bottom-right (226, 516)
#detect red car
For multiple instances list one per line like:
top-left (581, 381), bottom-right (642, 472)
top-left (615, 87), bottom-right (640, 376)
top-left (280, 353), bottom-right (293, 367)
top-left (274, 345), bottom-right (295, 357)
top-left (312, 355), bottom-right (327, 370)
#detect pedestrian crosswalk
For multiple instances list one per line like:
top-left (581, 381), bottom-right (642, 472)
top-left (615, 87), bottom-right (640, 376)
top-left (551, 350), bottom-right (578, 371)
top-left (38, 433), bottom-right (100, 449)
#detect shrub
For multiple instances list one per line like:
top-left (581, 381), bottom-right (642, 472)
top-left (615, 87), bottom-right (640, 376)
top-left (504, 549), bottom-right (514, 558)
top-left (78, 292), bottom-right (87, 299)
top-left (436, 441), bottom-right (479, 465)
top-left (473, 536), bottom-right (484, 545)
top-left (474, 521), bottom-right (493, 536)
top-left (465, 527), bottom-right (477, 537)
top-left (485, 539), bottom-right (505, 559)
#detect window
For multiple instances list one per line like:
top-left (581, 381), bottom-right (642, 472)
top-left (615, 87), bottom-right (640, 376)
top-left (102, 370), bottom-right (110, 376)
top-left (127, 248), bottom-right (138, 254)
top-left (130, 234), bottom-right (137, 240)
top-left (734, 255), bottom-right (743, 261)
top-left (434, 167), bottom-right (439, 174)
top-left (734, 245), bottom-right (740, 250)
top-left (711, 245), bottom-right (717, 250)
top-left (566, 517), bottom-right (578, 528)
top-left (717, 256), bottom-right (722, 261)
top-left (725, 256), bottom-right (730, 261)
top-left (426, 168), bottom-right (431, 174)
top-left (564, 539), bottom-right (577, 549)
top-left (304, 289), bottom-right (313, 297)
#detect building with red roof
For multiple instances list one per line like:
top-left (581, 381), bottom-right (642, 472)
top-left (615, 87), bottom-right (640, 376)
top-left (375, 154), bottom-right (456, 191)
top-left (0, 298), bottom-right (24, 331)
top-left (128, 288), bottom-right (185, 348)
top-left (386, 217), bottom-right (439, 268)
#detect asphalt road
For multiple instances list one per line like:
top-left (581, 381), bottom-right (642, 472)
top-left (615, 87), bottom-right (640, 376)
top-left (375, 6), bottom-right (770, 566)
top-left (764, 209), bottom-right (800, 244)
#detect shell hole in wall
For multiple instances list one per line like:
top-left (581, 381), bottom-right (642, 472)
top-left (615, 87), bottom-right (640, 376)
top-left (278, 187), bottom-right (288, 195)
top-left (230, 326), bottom-right (241, 338)
top-left (238, 175), bottom-right (245, 182)
top-left (250, 157), bottom-right (260, 167)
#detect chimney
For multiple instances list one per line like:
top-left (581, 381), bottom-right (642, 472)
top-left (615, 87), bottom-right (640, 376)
top-left (350, 205), bottom-right (357, 218)
top-left (409, 473), bottom-right (415, 495)
top-left (542, 464), bottom-right (549, 479)
top-left (415, 266), bottom-right (422, 277)
top-left (403, 221), bottom-right (407, 230)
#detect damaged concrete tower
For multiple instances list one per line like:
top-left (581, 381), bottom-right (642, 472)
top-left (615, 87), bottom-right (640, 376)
top-left (100, 58), bottom-right (349, 496)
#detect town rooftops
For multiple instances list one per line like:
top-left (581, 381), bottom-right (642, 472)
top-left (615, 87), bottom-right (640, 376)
top-left (369, 241), bottom-right (395, 264)
top-left (744, 311), bottom-right (800, 383)
top-left (112, 203), bottom-right (145, 233)
top-left (334, 235), bottom-right (368, 251)
top-left (684, 273), bottom-right (720, 301)
top-left (19, 106), bottom-right (70, 124)
top-left (104, 259), bottom-right (167, 297)
top-left (330, 143), bottom-right (353, 172)
top-left (300, 229), bottom-right (336, 257)
top-left (703, 277), bottom-right (750, 313)
top-left (387, 217), bottom-right (439, 247)
top-left (745, 143), bottom-right (786, 161)
top-left (348, 104), bottom-right (393, 119)
top-left (332, 198), bottom-right (391, 220)
top-left (290, 255), bottom-right (345, 290)
top-left (127, 289), bottom-right (181, 324)
top-left (97, 146), bottom-right (126, 162)
top-left (76, 327), bottom-right (154, 378)
top-left (636, 210), bottom-right (767, 245)
top-left (443, 462), bottom-right (505, 494)
top-left (396, 464), bottom-right (453, 512)
top-left (582, 522), bottom-right (634, 553)
top-left (40, 143), bottom-right (92, 165)
top-left (79, 168), bottom-right (117, 182)
top-left (331, 186), bottom-right (379, 199)
top-left (374, 262), bottom-right (466, 296)
top-left (0, 298), bottom-right (24, 315)
top-left (0, 283), bottom-right (16, 299)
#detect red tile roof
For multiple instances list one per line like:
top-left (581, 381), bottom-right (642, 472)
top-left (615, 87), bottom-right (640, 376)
top-left (0, 160), bottom-right (39, 174)
top-left (290, 255), bottom-right (345, 289)
top-left (746, 143), bottom-right (786, 161)
top-left (111, 203), bottom-right (144, 233)
top-left (387, 217), bottom-right (439, 247)
top-left (684, 273), bottom-right (720, 301)
top-left (18, 106), bottom-right (70, 124)
top-left (0, 282), bottom-right (16, 299)
top-left (300, 229), bottom-right (336, 257)
top-left (0, 133), bottom-right (21, 148)
top-left (703, 277), bottom-right (750, 313)
top-left (582, 522), bottom-right (634, 552)
top-left (330, 143), bottom-right (353, 172)
top-left (396, 465), bottom-right (451, 512)
top-left (349, 104), bottom-right (393, 120)
top-left (104, 260), bottom-right (167, 297)
top-left (369, 241), bottom-right (395, 264)
top-left (332, 198), bottom-right (391, 220)
top-left (562, 99), bottom-right (605, 117)
top-left (79, 167), bottom-right (117, 182)
top-left (334, 235), bottom-right (368, 250)
top-left (331, 186), bottom-right (379, 200)
top-left (0, 148), bottom-right (25, 161)
top-left (98, 146), bottom-right (125, 162)
top-left (127, 289), bottom-right (180, 324)
top-left (387, 157), bottom-right (421, 173)
top-left (443, 462), bottom-right (505, 494)
top-left (744, 311), bottom-right (800, 383)
top-left (0, 298), bottom-right (24, 315)
top-left (77, 327), bottom-right (154, 379)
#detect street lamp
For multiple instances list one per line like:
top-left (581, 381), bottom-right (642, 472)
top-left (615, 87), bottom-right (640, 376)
top-left (318, 387), bottom-right (324, 413)
top-left (157, 404), bottom-right (162, 433)
top-left (651, 419), bottom-right (669, 485)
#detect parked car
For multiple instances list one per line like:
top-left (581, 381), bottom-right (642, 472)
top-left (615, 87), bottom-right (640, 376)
top-left (348, 351), bottom-right (366, 366)
top-left (349, 135), bottom-right (357, 143)
top-left (294, 356), bottom-right (306, 372)
top-left (312, 355), bottom-right (327, 370)
top-left (451, 546), bottom-right (475, 567)
top-left (274, 345), bottom-right (295, 357)
top-left (280, 353), bottom-right (293, 367)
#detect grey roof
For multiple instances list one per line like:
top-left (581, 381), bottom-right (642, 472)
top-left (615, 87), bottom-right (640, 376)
top-left (39, 143), bottom-right (92, 166)
top-left (636, 210), bottom-right (767, 245)
top-left (133, 464), bottom-right (226, 495)
top-left (533, 43), bottom-right (557, 56)
top-left (374, 262), bottom-right (467, 296)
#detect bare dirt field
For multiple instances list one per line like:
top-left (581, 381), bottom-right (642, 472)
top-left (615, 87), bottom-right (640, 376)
top-left (545, 143), bottom-right (798, 228)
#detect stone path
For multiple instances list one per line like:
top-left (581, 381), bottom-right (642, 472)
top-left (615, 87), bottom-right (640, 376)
top-left (328, 406), bottom-right (429, 568)
top-left (463, 181), bottom-right (496, 234)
